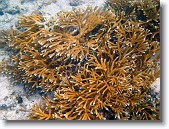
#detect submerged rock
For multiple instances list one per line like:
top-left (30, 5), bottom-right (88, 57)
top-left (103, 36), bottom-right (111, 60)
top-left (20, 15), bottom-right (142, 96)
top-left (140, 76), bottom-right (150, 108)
top-left (17, 96), bottom-right (23, 104)
top-left (0, 0), bottom-right (8, 10)
top-left (4, 5), bottom-right (21, 15)
top-left (69, 0), bottom-right (84, 6)
top-left (0, 104), bottom-right (8, 110)
top-left (0, 10), bottom-right (4, 15)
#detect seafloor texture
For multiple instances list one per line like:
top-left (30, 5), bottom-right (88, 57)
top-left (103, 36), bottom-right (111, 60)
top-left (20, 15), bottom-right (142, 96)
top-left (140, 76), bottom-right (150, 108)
top-left (0, 0), bottom-right (160, 120)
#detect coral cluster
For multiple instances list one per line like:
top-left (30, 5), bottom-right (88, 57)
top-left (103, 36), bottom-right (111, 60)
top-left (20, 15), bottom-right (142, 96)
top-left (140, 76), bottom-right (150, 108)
top-left (0, 0), bottom-right (160, 120)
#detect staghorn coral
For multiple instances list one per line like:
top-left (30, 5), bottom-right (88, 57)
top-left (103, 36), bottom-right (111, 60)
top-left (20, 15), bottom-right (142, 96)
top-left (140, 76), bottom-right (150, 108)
top-left (0, 0), bottom-right (160, 120)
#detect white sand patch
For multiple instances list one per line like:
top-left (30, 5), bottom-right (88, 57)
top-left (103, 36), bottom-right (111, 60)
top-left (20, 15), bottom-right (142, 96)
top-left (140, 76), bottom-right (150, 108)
top-left (0, 75), bottom-right (42, 120)
top-left (151, 78), bottom-right (160, 94)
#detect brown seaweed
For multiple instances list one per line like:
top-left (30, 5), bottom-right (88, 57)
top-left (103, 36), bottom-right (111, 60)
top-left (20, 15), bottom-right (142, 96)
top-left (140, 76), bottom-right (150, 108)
top-left (0, 0), bottom-right (160, 120)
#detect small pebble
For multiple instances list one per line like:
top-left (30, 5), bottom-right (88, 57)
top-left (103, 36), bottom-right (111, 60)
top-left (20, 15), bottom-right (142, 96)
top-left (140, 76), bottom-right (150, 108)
top-left (4, 96), bottom-right (8, 101)
top-left (16, 110), bottom-right (19, 114)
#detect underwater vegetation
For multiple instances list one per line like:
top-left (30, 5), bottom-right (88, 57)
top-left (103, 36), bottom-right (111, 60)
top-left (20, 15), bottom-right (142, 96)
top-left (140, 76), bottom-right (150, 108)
top-left (0, 0), bottom-right (160, 120)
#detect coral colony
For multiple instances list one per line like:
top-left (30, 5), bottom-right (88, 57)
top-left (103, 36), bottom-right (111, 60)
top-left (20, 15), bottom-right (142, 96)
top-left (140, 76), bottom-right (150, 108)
top-left (0, 0), bottom-right (160, 120)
